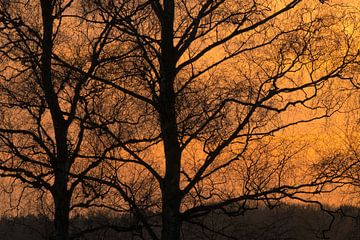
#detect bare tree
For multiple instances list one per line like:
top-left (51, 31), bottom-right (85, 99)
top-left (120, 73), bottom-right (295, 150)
top-left (72, 0), bottom-right (359, 240)
top-left (0, 1), bottom-right (120, 239)
top-left (0, 0), bottom-right (358, 240)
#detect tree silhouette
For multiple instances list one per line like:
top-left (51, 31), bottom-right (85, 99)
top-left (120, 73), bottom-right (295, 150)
top-left (0, 1), bottom-right (359, 240)
top-left (0, 1), bottom-right (118, 239)
top-left (74, 0), bottom-right (359, 240)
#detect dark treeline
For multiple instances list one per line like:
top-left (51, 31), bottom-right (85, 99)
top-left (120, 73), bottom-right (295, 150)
top-left (1, 204), bottom-right (359, 240)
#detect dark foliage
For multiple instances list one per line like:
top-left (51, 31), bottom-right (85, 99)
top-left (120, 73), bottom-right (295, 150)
top-left (0, 204), bottom-right (359, 240)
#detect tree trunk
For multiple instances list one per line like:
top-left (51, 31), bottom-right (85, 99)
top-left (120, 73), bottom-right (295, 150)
top-left (159, 112), bottom-right (182, 240)
top-left (40, 2), bottom-right (72, 239)
top-left (158, 79), bottom-right (182, 240)
top-left (158, 71), bottom-right (182, 240)
top-left (158, 1), bottom-right (183, 239)
top-left (161, 193), bottom-right (181, 240)
top-left (53, 170), bottom-right (71, 240)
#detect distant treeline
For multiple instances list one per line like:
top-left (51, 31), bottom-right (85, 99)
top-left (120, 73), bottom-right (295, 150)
top-left (1, 204), bottom-right (359, 240)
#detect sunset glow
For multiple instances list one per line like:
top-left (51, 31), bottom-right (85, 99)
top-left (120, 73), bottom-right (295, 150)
top-left (0, 1), bottom-right (359, 239)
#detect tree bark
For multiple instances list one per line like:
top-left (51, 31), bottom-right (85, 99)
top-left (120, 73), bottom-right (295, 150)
top-left (53, 172), bottom-right (71, 240)
top-left (159, 88), bottom-right (183, 240)
top-left (159, 88), bottom-right (182, 240)
top-left (40, 1), bottom-right (71, 239)
top-left (158, 1), bottom-right (183, 239)
top-left (161, 193), bottom-right (182, 240)
top-left (158, 69), bottom-right (182, 240)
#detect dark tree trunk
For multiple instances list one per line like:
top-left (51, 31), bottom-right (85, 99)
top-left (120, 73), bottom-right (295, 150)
top-left (40, 1), bottom-right (71, 239)
top-left (159, 91), bottom-right (182, 240)
top-left (53, 172), bottom-right (71, 240)
top-left (161, 201), bottom-right (181, 240)
top-left (158, 72), bottom-right (182, 240)
top-left (158, 1), bottom-right (183, 239)
top-left (161, 190), bottom-right (182, 240)
top-left (159, 91), bottom-right (183, 240)
top-left (159, 1), bottom-right (181, 240)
